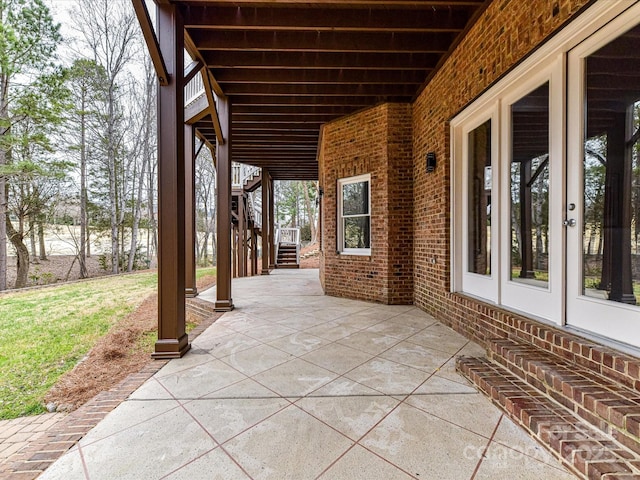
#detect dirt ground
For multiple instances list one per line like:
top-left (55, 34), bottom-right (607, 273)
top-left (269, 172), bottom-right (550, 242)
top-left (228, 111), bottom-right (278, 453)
top-left (5, 255), bottom-right (109, 290)
top-left (44, 273), bottom-right (216, 412)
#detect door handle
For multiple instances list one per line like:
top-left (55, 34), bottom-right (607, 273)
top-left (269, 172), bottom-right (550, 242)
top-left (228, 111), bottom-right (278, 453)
top-left (563, 219), bottom-right (576, 227)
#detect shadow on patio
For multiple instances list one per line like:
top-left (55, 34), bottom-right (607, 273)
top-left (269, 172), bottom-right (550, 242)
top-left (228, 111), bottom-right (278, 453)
top-left (40, 269), bottom-right (574, 479)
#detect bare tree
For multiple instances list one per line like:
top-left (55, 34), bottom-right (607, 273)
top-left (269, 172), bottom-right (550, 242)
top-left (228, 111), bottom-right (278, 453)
top-left (127, 57), bottom-right (156, 272)
top-left (195, 148), bottom-right (216, 265)
top-left (71, 0), bottom-right (139, 274)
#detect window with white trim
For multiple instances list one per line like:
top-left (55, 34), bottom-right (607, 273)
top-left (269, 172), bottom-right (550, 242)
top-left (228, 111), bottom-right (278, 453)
top-left (337, 174), bottom-right (371, 255)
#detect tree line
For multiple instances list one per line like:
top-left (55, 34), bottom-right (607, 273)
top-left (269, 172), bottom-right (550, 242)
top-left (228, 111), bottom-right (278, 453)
top-left (0, 0), bottom-right (164, 290)
top-left (0, 0), bottom-right (319, 291)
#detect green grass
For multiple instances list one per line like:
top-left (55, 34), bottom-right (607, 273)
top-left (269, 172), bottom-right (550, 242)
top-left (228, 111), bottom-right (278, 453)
top-left (195, 267), bottom-right (216, 280)
top-left (0, 272), bottom-right (158, 420)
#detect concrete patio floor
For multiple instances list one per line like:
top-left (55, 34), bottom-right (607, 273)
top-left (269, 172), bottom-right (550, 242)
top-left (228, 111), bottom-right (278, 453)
top-left (39, 269), bottom-right (574, 480)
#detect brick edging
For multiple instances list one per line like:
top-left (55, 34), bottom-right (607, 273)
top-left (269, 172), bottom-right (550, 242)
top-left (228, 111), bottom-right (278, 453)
top-left (0, 313), bottom-right (221, 480)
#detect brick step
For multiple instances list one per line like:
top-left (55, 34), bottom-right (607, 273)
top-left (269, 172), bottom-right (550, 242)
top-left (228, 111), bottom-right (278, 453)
top-left (186, 298), bottom-right (218, 322)
top-left (488, 338), bottom-right (640, 456)
top-left (275, 264), bottom-right (300, 269)
top-left (457, 356), bottom-right (640, 479)
top-left (503, 317), bottom-right (640, 392)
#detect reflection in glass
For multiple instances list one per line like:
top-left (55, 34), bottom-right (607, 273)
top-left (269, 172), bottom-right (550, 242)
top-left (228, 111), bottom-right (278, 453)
top-left (468, 120), bottom-right (492, 275)
top-left (342, 181), bottom-right (368, 216)
top-left (344, 217), bottom-right (370, 249)
top-left (583, 24), bottom-right (640, 305)
top-left (510, 83), bottom-right (550, 288)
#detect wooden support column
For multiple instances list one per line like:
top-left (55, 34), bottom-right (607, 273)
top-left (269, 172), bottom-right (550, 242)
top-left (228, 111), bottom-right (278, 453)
top-left (269, 176), bottom-right (276, 269)
top-left (243, 201), bottom-right (249, 276)
top-left (251, 227), bottom-right (258, 276)
top-left (153, 3), bottom-right (189, 359)
top-left (215, 96), bottom-right (234, 311)
top-left (262, 170), bottom-right (271, 275)
top-left (185, 124), bottom-right (198, 298)
top-left (238, 194), bottom-right (246, 277)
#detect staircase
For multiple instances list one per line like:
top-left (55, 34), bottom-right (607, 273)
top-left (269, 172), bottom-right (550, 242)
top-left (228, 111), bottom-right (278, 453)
top-left (276, 243), bottom-right (299, 269)
top-left (456, 321), bottom-right (640, 479)
top-left (275, 228), bottom-right (301, 269)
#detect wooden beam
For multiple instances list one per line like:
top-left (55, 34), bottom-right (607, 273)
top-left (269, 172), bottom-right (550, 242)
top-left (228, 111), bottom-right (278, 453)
top-left (191, 30), bottom-right (455, 53)
top-left (185, 124), bottom-right (198, 298)
top-left (215, 68), bottom-right (427, 84)
top-left (205, 51), bottom-right (440, 70)
top-left (222, 83), bottom-right (416, 96)
top-left (184, 60), bottom-right (203, 84)
top-left (132, 0), bottom-right (169, 86)
top-left (201, 69), bottom-right (225, 145)
top-left (153, 2), bottom-right (189, 359)
top-left (183, 29), bottom-right (225, 97)
top-left (214, 96), bottom-right (234, 311)
top-left (183, 5), bottom-right (472, 32)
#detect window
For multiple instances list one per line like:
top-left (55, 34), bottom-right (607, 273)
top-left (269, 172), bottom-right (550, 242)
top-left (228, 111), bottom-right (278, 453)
top-left (338, 174), bottom-right (371, 255)
top-left (451, 0), bottom-right (639, 331)
top-left (468, 120), bottom-right (492, 276)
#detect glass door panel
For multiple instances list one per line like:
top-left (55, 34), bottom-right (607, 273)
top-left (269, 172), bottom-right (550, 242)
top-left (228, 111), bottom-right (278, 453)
top-left (510, 83), bottom-right (550, 289)
top-left (567, 19), bottom-right (640, 347)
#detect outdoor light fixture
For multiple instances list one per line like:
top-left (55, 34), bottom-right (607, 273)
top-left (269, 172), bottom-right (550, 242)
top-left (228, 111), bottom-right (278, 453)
top-left (318, 187), bottom-right (324, 196)
top-left (426, 152), bottom-right (437, 173)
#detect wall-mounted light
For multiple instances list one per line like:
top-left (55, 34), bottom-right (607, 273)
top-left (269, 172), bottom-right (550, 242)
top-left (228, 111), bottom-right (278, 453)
top-left (318, 187), bottom-right (324, 196)
top-left (426, 152), bottom-right (437, 173)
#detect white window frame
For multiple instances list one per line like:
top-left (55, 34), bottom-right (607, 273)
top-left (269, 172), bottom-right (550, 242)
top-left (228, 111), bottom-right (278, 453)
top-left (337, 173), bottom-right (371, 256)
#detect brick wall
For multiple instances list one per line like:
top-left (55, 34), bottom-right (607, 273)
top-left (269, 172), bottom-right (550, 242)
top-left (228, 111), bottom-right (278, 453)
top-left (412, 0), bottom-right (591, 341)
top-left (319, 103), bottom-right (413, 304)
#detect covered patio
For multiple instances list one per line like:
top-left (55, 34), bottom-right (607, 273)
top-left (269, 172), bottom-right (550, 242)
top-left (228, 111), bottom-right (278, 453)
top-left (39, 270), bottom-right (572, 479)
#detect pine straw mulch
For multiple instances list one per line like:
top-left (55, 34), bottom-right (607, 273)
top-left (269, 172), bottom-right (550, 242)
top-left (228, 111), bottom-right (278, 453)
top-left (44, 274), bottom-right (217, 412)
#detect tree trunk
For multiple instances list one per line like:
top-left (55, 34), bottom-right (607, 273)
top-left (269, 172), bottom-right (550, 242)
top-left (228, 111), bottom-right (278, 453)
top-left (303, 182), bottom-right (316, 243)
top-left (29, 215), bottom-right (38, 262)
top-left (0, 173), bottom-right (6, 291)
top-left (38, 219), bottom-right (47, 260)
top-left (6, 216), bottom-right (29, 288)
top-left (79, 95), bottom-right (88, 278)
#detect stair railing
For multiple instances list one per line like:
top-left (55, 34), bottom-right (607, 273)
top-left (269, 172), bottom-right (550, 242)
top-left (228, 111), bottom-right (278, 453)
top-left (275, 227), bottom-right (301, 265)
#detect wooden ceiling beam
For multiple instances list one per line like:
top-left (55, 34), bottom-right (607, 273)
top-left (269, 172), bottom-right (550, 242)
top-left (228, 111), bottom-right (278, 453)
top-left (179, 1), bottom-right (484, 7)
top-left (230, 95), bottom-right (384, 106)
top-left (234, 114), bottom-right (335, 123)
top-left (232, 105), bottom-right (358, 115)
top-left (190, 30), bottom-right (455, 53)
top-left (224, 83), bottom-right (416, 96)
top-left (204, 51), bottom-right (440, 70)
top-left (214, 68), bottom-right (428, 84)
top-left (182, 5), bottom-right (471, 32)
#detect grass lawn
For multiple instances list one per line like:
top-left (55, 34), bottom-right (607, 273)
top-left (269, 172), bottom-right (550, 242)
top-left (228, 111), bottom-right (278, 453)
top-left (0, 272), bottom-right (159, 420)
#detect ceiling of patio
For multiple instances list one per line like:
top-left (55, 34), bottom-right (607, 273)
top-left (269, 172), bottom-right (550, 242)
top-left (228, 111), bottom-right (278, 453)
top-left (178, 0), bottom-right (489, 180)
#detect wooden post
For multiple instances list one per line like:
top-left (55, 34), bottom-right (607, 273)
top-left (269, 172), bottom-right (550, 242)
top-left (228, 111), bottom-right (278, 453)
top-left (251, 227), bottom-right (258, 275)
top-left (153, 3), bottom-right (190, 359)
top-left (262, 169), bottom-right (271, 275)
top-left (269, 175), bottom-right (276, 269)
top-left (185, 124), bottom-right (198, 297)
top-left (215, 97), bottom-right (234, 311)
top-left (238, 193), bottom-right (246, 277)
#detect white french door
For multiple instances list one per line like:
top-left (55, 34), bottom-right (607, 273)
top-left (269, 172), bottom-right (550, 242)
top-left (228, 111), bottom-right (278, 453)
top-left (499, 58), bottom-right (564, 323)
top-left (566, 7), bottom-right (640, 347)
